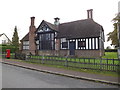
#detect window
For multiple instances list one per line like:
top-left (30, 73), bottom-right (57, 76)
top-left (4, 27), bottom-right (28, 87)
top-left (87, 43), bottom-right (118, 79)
top-left (78, 41), bottom-right (86, 47)
top-left (23, 46), bottom-right (29, 50)
top-left (76, 38), bottom-right (99, 50)
top-left (23, 41), bottom-right (29, 45)
top-left (23, 41), bottom-right (29, 50)
top-left (62, 42), bottom-right (68, 48)
top-left (61, 38), bottom-right (68, 49)
top-left (61, 38), bottom-right (66, 42)
top-left (39, 33), bottom-right (55, 50)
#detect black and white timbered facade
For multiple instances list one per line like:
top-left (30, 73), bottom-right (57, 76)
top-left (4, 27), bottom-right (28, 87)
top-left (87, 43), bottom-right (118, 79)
top-left (36, 20), bottom-right (57, 50)
top-left (21, 9), bottom-right (105, 57)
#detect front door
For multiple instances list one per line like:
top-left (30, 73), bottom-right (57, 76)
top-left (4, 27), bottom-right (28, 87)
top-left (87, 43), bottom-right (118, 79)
top-left (69, 41), bottom-right (75, 55)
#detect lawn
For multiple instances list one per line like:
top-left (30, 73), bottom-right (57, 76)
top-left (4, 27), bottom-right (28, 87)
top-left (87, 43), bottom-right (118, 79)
top-left (102, 52), bottom-right (118, 59)
top-left (26, 52), bottom-right (119, 72)
top-left (29, 52), bottom-right (119, 65)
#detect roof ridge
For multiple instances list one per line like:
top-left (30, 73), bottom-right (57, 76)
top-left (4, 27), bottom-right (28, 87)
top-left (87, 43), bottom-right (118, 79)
top-left (44, 20), bottom-right (54, 25)
top-left (21, 33), bottom-right (29, 41)
top-left (60, 19), bottom-right (93, 25)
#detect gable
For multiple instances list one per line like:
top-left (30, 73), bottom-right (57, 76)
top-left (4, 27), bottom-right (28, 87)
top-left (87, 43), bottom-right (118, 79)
top-left (36, 20), bottom-right (58, 34)
top-left (21, 33), bottom-right (29, 41)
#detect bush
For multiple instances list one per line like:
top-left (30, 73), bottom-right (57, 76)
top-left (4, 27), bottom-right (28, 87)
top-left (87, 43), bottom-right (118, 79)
top-left (105, 49), bottom-right (117, 52)
top-left (1, 44), bottom-right (19, 53)
top-left (15, 52), bottom-right (26, 60)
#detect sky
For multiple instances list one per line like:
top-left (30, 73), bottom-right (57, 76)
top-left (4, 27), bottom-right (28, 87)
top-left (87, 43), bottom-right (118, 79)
top-left (0, 0), bottom-right (119, 48)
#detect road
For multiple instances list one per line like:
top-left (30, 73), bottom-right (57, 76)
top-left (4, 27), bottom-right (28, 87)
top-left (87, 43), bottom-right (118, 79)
top-left (2, 63), bottom-right (118, 88)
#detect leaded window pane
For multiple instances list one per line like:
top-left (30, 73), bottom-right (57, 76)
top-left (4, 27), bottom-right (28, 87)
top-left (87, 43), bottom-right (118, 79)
top-left (39, 33), bottom-right (55, 50)
top-left (62, 42), bottom-right (68, 48)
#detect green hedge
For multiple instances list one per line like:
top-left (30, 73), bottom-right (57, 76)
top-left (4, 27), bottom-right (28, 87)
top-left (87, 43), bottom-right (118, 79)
top-left (105, 49), bottom-right (117, 52)
top-left (1, 44), bottom-right (18, 53)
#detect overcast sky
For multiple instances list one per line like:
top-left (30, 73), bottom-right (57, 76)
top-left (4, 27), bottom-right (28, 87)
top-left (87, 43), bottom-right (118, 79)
top-left (0, 0), bottom-right (119, 48)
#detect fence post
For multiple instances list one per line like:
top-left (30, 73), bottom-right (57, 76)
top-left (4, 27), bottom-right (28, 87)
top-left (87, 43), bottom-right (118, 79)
top-left (25, 53), bottom-right (29, 61)
top-left (65, 56), bottom-right (68, 67)
top-left (100, 58), bottom-right (102, 71)
top-left (42, 55), bottom-right (44, 64)
top-left (113, 59), bottom-right (114, 71)
top-left (106, 58), bottom-right (108, 71)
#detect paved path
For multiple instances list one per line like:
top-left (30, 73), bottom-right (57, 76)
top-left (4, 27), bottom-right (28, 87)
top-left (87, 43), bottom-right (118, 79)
top-left (1, 58), bottom-right (120, 87)
top-left (2, 64), bottom-right (118, 88)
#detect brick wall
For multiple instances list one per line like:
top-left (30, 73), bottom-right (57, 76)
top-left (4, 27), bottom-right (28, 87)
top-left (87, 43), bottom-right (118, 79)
top-left (37, 50), bottom-right (104, 58)
top-left (75, 50), bottom-right (104, 58)
top-left (21, 50), bottom-right (30, 55)
top-left (38, 50), bottom-right (69, 56)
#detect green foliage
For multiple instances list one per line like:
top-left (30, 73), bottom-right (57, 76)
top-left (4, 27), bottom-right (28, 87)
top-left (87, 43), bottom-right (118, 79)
top-left (102, 52), bottom-right (118, 59)
top-left (1, 44), bottom-right (18, 53)
top-left (105, 49), bottom-right (117, 52)
top-left (12, 26), bottom-right (19, 51)
top-left (107, 23), bottom-right (118, 48)
top-left (107, 15), bottom-right (120, 48)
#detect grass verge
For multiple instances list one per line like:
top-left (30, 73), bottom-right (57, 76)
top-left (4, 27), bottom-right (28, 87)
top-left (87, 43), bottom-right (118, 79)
top-left (4, 58), bottom-right (119, 77)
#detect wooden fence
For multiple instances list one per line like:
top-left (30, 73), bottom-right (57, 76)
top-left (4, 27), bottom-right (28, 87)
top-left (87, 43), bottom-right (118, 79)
top-left (2, 53), bottom-right (120, 72)
top-left (26, 55), bottom-right (120, 72)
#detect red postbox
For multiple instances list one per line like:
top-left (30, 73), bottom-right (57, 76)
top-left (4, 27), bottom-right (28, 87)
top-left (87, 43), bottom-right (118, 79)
top-left (6, 49), bottom-right (10, 59)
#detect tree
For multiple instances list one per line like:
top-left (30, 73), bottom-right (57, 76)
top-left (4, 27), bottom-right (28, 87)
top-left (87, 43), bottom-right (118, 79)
top-left (12, 26), bottom-right (19, 51)
top-left (107, 14), bottom-right (120, 48)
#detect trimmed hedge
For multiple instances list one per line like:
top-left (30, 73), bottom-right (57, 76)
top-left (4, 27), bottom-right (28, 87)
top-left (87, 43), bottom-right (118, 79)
top-left (1, 44), bottom-right (19, 53)
top-left (105, 49), bottom-right (117, 52)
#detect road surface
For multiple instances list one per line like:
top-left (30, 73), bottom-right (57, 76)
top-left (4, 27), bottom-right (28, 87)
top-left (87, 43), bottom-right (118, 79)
top-left (2, 63), bottom-right (118, 88)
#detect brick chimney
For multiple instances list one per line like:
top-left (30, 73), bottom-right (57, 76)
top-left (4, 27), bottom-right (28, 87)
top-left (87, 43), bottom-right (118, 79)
top-left (87, 9), bottom-right (93, 19)
top-left (54, 17), bottom-right (60, 25)
top-left (29, 17), bottom-right (36, 55)
top-left (54, 17), bottom-right (60, 51)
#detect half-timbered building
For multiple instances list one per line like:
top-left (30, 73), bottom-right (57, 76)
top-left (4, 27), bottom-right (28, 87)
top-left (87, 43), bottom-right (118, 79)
top-left (20, 9), bottom-right (105, 58)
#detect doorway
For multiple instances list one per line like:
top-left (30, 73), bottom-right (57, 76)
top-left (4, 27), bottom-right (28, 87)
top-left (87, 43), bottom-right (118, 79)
top-left (69, 41), bottom-right (76, 55)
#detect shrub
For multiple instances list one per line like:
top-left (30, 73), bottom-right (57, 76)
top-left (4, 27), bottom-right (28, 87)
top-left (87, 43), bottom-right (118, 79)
top-left (15, 52), bottom-right (26, 60)
top-left (105, 49), bottom-right (117, 52)
top-left (1, 44), bottom-right (18, 53)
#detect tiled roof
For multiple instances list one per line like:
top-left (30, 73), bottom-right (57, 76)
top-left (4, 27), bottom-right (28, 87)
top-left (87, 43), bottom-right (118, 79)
top-left (57, 19), bottom-right (103, 39)
top-left (21, 19), bottom-right (104, 41)
top-left (44, 20), bottom-right (58, 31)
top-left (21, 33), bottom-right (29, 41)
